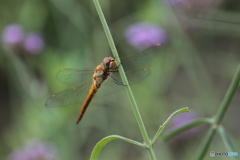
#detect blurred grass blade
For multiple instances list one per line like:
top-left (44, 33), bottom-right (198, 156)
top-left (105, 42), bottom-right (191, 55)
top-left (151, 107), bottom-right (189, 145)
top-left (162, 118), bottom-right (213, 142)
top-left (218, 126), bottom-right (238, 160)
top-left (90, 135), bottom-right (147, 160)
top-left (6, 49), bottom-right (32, 95)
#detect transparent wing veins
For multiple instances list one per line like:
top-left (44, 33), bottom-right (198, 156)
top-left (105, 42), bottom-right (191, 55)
top-left (56, 68), bottom-right (94, 86)
top-left (45, 80), bottom-right (92, 107)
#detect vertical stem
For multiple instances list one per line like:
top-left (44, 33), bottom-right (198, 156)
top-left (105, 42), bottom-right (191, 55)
top-left (195, 64), bottom-right (240, 160)
top-left (148, 148), bottom-right (156, 160)
top-left (195, 127), bottom-right (216, 160)
top-left (214, 64), bottom-right (240, 125)
top-left (92, 0), bottom-right (156, 159)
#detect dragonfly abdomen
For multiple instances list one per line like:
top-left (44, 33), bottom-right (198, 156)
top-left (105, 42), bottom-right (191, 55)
top-left (76, 84), bottom-right (97, 124)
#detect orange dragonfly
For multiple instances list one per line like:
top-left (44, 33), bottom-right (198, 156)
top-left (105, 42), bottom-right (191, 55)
top-left (45, 43), bottom-right (164, 124)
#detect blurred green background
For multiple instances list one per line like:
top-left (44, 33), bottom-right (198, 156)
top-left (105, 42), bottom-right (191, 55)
top-left (0, 0), bottom-right (240, 160)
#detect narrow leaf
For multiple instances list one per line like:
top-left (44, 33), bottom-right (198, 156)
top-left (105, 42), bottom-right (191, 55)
top-left (90, 135), bottom-right (147, 160)
top-left (162, 117), bottom-right (213, 142)
top-left (151, 107), bottom-right (189, 145)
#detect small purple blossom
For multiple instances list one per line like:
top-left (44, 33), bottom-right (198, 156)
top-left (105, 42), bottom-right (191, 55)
top-left (23, 33), bottom-right (44, 54)
top-left (125, 22), bottom-right (167, 50)
top-left (169, 111), bottom-right (199, 140)
top-left (1, 24), bottom-right (45, 54)
top-left (8, 139), bottom-right (58, 160)
top-left (2, 24), bottom-right (24, 45)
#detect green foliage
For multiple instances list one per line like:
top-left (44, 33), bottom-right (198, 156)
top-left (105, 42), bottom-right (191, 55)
top-left (90, 135), bottom-right (147, 160)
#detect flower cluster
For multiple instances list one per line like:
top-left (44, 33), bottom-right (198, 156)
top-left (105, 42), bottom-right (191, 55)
top-left (2, 24), bottom-right (45, 54)
top-left (169, 111), bottom-right (199, 140)
top-left (125, 22), bottom-right (167, 50)
top-left (8, 139), bottom-right (58, 160)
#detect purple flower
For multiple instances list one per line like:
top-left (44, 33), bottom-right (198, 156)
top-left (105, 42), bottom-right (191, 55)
top-left (2, 24), bottom-right (24, 45)
top-left (169, 111), bottom-right (199, 140)
top-left (125, 22), bottom-right (167, 50)
top-left (23, 33), bottom-right (45, 54)
top-left (8, 139), bottom-right (58, 160)
top-left (1, 24), bottom-right (45, 54)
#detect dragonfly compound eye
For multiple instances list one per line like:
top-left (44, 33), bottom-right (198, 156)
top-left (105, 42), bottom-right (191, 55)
top-left (103, 57), bottom-right (113, 64)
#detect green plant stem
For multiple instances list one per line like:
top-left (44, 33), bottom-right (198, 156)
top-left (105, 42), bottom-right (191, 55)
top-left (218, 126), bottom-right (238, 160)
top-left (147, 148), bottom-right (156, 160)
top-left (92, 0), bottom-right (155, 159)
top-left (214, 65), bottom-right (240, 125)
top-left (218, 126), bottom-right (235, 153)
top-left (195, 64), bottom-right (240, 160)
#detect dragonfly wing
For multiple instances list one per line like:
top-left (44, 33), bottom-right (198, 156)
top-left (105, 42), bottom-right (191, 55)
top-left (93, 77), bottom-right (125, 100)
top-left (92, 67), bottom-right (150, 100)
top-left (56, 68), bottom-right (94, 86)
top-left (125, 67), bottom-right (151, 84)
top-left (110, 67), bottom-right (151, 85)
top-left (45, 80), bottom-right (92, 107)
top-left (120, 43), bottom-right (165, 71)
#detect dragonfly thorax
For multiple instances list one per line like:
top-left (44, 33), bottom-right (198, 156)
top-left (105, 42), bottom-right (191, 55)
top-left (93, 63), bottom-right (109, 88)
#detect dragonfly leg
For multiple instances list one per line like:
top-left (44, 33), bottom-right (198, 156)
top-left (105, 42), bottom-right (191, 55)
top-left (110, 66), bottom-right (119, 72)
top-left (109, 75), bottom-right (128, 86)
top-left (110, 70), bottom-right (119, 73)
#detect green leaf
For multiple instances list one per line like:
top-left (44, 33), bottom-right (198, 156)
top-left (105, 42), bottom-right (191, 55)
top-left (90, 135), bottom-right (147, 160)
top-left (151, 107), bottom-right (189, 145)
top-left (162, 117), bottom-right (213, 142)
top-left (218, 126), bottom-right (238, 160)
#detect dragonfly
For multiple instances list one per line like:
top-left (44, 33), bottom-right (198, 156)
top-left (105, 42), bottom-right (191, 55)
top-left (45, 43), bottom-right (164, 124)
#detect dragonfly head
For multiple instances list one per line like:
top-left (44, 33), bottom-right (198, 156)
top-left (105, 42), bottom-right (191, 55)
top-left (103, 57), bottom-right (116, 70)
